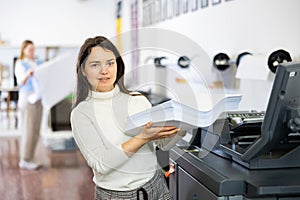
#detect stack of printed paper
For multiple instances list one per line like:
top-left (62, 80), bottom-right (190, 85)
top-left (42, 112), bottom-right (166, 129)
top-left (125, 94), bottom-right (242, 136)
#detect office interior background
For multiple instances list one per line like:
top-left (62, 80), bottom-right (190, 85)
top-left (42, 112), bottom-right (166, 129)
top-left (1, 0), bottom-right (300, 110)
top-left (1, 0), bottom-right (300, 199)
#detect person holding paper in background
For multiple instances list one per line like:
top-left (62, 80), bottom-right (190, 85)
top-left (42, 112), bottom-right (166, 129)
top-left (71, 36), bottom-right (185, 200)
top-left (15, 40), bottom-right (43, 170)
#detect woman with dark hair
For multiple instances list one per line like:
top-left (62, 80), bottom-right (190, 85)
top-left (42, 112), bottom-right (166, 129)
top-left (71, 36), bottom-right (185, 199)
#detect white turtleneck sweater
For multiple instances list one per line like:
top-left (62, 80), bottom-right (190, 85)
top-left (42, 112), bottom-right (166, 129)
top-left (71, 86), bottom-right (183, 191)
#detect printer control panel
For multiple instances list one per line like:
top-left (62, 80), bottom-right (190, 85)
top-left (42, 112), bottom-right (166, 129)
top-left (227, 111), bottom-right (265, 132)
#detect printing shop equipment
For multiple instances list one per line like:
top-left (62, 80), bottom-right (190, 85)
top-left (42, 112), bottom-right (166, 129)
top-left (213, 52), bottom-right (231, 71)
top-left (200, 110), bottom-right (265, 164)
top-left (168, 62), bottom-right (300, 199)
top-left (218, 62), bottom-right (300, 169)
top-left (201, 62), bottom-right (300, 169)
top-left (169, 144), bottom-right (300, 200)
top-left (267, 49), bottom-right (292, 73)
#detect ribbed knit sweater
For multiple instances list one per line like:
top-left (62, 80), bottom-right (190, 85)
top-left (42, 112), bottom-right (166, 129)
top-left (71, 86), bottom-right (183, 191)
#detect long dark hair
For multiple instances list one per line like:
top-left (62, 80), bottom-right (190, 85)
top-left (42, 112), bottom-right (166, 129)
top-left (73, 36), bottom-right (130, 108)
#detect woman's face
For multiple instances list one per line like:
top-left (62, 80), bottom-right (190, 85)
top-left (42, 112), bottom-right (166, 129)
top-left (83, 46), bottom-right (117, 92)
top-left (23, 44), bottom-right (35, 60)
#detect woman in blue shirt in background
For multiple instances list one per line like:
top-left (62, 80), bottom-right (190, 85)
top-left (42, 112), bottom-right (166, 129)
top-left (15, 40), bottom-right (43, 170)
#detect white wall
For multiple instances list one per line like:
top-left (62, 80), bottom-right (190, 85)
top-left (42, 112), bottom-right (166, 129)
top-left (2, 0), bottom-right (299, 62)
top-left (150, 0), bottom-right (300, 59)
top-left (2, 0), bottom-right (300, 111)
top-left (0, 0), bottom-right (117, 87)
top-left (0, 0), bottom-right (115, 46)
top-left (119, 0), bottom-right (300, 111)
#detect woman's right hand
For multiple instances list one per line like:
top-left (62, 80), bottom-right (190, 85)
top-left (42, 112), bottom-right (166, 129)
top-left (137, 122), bottom-right (180, 141)
top-left (22, 69), bottom-right (34, 85)
top-left (122, 122), bottom-right (180, 157)
top-left (27, 69), bottom-right (34, 77)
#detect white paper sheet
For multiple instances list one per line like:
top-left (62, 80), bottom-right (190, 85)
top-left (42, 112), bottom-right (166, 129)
top-left (125, 94), bottom-right (242, 136)
top-left (34, 50), bottom-right (78, 109)
top-left (236, 54), bottom-right (270, 80)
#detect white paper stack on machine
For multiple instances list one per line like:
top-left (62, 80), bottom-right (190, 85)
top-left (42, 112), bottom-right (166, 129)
top-left (125, 94), bottom-right (242, 136)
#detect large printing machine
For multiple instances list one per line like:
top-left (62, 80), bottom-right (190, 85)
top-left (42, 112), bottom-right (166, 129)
top-left (168, 63), bottom-right (300, 200)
